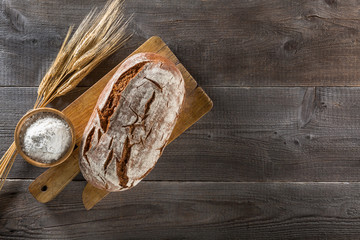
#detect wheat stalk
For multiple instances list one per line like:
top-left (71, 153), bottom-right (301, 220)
top-left (0, 0), bottom-right (132, 191)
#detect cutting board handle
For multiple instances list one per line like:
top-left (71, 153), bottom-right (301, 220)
top-left (28, 148), bottom-right (80, 203)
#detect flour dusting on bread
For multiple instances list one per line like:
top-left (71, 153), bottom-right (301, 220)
top-left (79, 53), bottom-right (185, 192)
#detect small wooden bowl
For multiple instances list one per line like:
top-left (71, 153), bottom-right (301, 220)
top-left (14, 108), bottom-right (76, 168)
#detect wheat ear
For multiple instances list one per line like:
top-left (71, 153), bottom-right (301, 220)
top-left (0, 0), bottom-right (132, 191)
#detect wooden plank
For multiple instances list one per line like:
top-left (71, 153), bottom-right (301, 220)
top-left (5, 0), bottom-right (360, 87)
top-left (161, 86), bottom-right (360, 182)
top-left (6, 87), bottom-right (360, 181)
top-left (3, 180), bottom-right (360, 239)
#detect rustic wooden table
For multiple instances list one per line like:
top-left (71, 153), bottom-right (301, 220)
top-left (1, 0), bottom-right (360, 239)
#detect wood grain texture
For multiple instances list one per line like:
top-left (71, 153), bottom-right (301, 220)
top-left (3, 0), bottom-right (360, 238)
top-left (4, 87), bottom-right (360, 182)
top-left (4, 0), bottom-right (360, 87)
top-left (3, 180), bottom-right (360, 239)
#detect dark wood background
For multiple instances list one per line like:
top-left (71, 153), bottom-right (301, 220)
top-left (2, 0), bottom-right (360, 239)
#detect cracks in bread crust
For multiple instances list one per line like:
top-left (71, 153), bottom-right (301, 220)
top-left (103, 149), bottom-right (114, 174)
top-left (108, 137), bottom-right (113, 150)
top-left (97, 129), bottom-right (102, 144)
top-left (98, 62), bottom-right (147, 133)
top-left (80, 53), bottom-right (186, 192)
top-left (117, 136), bottom-right (131, 187)
top-left (83, 127), bottom-right (95, 165)
top-left (118, 90), bottom-right (157, 187)
top-left (144, 77), bottom-right (163, 92)
top-left (83, 62), bottom-right (146, 161)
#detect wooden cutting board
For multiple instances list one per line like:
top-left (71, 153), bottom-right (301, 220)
top-left (28, 36), bottom-right (213, 209)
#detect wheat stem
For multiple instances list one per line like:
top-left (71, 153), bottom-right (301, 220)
top-left (0, 0), bottom-right (131, 191)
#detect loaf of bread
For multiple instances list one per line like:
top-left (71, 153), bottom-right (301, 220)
top-left (79, 52), bottom-right (185, 192)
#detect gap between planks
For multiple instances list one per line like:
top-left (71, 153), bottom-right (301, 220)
top-left (4, 86), bottom-right (360, 89)
top-left (3, 179), bottom-right (358, 184)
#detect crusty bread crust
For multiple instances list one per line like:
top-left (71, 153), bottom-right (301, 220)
top-left (79, 53), bottom-right (185, 192)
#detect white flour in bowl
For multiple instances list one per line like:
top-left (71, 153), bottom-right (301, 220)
top-left (22, 116), bottom-right (72, 163)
